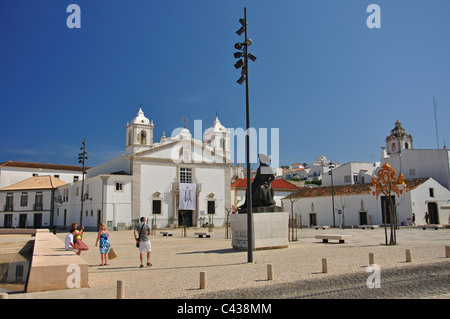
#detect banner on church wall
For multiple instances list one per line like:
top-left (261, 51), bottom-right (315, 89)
top-left (179, 183), bottom-right (196, 210)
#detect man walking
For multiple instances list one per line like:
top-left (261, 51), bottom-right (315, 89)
top-left (134, 217), bottom-right (152, 268)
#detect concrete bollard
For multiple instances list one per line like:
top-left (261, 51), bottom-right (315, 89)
top-left (405, 249), bottom-right (412, 262)
top-left (267, 264), bottom-right (273, 281)
top-left (117, 280), bottom-right (125, 299)
top-left (200, 271), bottom-right (207, 289)
top-left (369, 253), bottom-right (374, 265)
top-left (445, 246), bottom-right (450, 258)
top-left (0, 293), bottom-right (8, 299)
top-left (322, 258), bottom-right (328, 273)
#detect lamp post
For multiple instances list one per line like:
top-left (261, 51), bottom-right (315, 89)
top-left (234, 7), bottom-right (257, 263)
top-left (78, 138), bottom-right (88, 226)
top-left (328, 163), bottom-right (336, 228)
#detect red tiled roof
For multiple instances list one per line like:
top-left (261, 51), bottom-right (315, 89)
top-left (231, 178), bottom-right (299, 190)
top-left (285, 178), bottom-right (429, 199)
top-left (0, 161), bottom-right (85, 172)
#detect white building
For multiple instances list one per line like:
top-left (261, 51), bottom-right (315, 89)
top-left (282, 177), bottom-right (450, 227)
top-left (53, 108), bottom-right (232, 230)
top-left (282, 155), bottom-right (336, 182)
top-left (0, 175), bottom-right (67, 228)
top-left (322, 161), bottom-right (378, 187)
top-left (53, 173), bottom-right (133, 230)
top-left (381, 120), bottom-right (450, 190)
top-left (0, 161), bottom-right (84, 188)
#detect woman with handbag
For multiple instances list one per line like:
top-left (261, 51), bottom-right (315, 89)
top-left (95, 223), bottom-right (111, 266)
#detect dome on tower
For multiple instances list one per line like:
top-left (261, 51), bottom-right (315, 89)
top-left (204, 116), bottom-right (228, 142)
top-left (132, 108), bottom-right (150, 125)
top-left (388, 120), bottom-right (409, 138)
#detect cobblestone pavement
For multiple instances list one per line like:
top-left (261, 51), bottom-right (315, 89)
top-left (191, 261), bottom-right (450, 299)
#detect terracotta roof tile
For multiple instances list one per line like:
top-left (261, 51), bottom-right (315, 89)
top-left (285, 178), bottom-right (429, 199)
top-left (231, 178), bottom-right (299, 190)
top-left (0, 175), bottom-right (67, 191)
top-left (0, 161), bottom-right (86, 172)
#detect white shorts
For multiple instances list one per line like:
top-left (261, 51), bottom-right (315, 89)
top-left (139, 240), bottom-right (151, 254)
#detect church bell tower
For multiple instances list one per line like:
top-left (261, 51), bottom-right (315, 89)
top-left (125, 107), bottom-right (154, 155)
top-left (385, 120), bottom-right (413, 155)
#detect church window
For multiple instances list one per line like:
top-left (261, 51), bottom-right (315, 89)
top-left (392, 144), bottom-right (396, 152)
top-left (180, 167), bottom-right (192, 183)
top-left (405, 142), bottom-right (409, 149)
top-left (152, 200), bottom-right (161, 214)
top-left (141, 131), bottom-right (147, 145)
top-left (207, 200), bottom-right (216, 214)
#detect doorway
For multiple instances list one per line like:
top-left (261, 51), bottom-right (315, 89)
top-left (178, 210), bottom-right (193, 227)
top-left (427, 202), bottom-right (439, 224)
top-left (359, 211), bottom-right (368, 225)
top-left (4, 214), bottom-right (12, 228)
top-left (309, 213), bottom-right (317, 227)
top-left (19, 214), bottom-right (27, 228)
top-left (97, 210), bottom-right (102, 230)
top-left (33, 213), bottom-right (42, 228)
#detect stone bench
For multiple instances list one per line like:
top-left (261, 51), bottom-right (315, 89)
top-left (358, 225), bottom-right (380, 230)
top-left (315, 234), bottom-right (352, 244)
top-left (422, 224), bottom-right (444, 230)
top-left (160, 231), bottom-right (173, 236)
top-left (194, 232), bottom-right (211, 238)
top-left (314, 226), bottom-right (330, 230)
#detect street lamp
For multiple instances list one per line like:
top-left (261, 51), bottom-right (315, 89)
top-left (328, 162), bottom-right (336, 228)
top-left (78, 138), bottom-right (88, 226)
top-left (234, 7), bottom-right (257, 263)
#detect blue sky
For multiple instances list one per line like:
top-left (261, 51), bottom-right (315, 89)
top-left (1, 0), bottom-right (449, 168)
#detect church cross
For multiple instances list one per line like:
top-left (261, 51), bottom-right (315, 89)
top-left (182, 117), bottom-right (188, 128)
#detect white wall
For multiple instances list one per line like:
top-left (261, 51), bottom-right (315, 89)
top-left (0, 167), bottom-right (82, 188)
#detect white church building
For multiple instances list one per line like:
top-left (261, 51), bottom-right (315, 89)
top-left (53, 108), bottom-right (232, 230)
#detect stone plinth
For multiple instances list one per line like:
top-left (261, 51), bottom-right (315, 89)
top-left (230, 212), bottom-right (288, 250)
top-left (26, 230), bottom-right (89, 293)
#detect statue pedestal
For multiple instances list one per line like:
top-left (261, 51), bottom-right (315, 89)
top-left (230, 212), bottom-right (288, 250)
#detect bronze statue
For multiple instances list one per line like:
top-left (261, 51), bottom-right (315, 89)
top-left (239, 154), bottom-right (279, 213)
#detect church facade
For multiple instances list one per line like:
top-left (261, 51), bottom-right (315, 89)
top-left (53, 108), bottom-right (232, 230)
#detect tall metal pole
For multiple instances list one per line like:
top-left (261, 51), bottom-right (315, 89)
top-left (433, 97), bottom-right (439, 149)
top-left (79, 138), bottom-right (87, 227)
top-left (330, 164), bottom-right (336, 228)
top-left (244, 7), bottom-right (254, 263)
